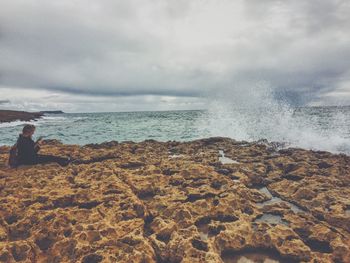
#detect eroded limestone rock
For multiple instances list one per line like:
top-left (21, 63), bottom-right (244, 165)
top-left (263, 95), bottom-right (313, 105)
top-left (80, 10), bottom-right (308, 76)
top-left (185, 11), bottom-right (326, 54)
top-left (0, 138), bottom-right (349, 262)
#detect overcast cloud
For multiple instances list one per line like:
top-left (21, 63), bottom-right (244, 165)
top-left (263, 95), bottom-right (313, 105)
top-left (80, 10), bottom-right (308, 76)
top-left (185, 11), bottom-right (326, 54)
top-left (0, 0), bottom-right (350, 112)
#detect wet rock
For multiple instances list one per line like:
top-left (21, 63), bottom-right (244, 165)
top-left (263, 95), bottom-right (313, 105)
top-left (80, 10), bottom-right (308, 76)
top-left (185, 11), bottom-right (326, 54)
top-left (82, 253), bottom-right (103, 263)
top-left (11, 242), bottom-right (32, 261)
top-left (87, 231), bottom-right (101, 243)
top-left (192, 238), bottom-right (209, 252)
top-left (318, 161), bottom-right (333, 169)
top-left (215, 168), bottom-right (231, 175)
top-left (35, 235), bottom-right (55, 251)
top-left (0, 249), bottom-right (11, 262)
top-left (119, 161), bottom-right (144, 169)
top-left (5, 214), bottom-right (19, 225)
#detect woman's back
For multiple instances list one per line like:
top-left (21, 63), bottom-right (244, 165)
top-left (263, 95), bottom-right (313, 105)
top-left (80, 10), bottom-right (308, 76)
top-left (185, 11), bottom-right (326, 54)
top-left (17, 134), bottom-right (37, 165)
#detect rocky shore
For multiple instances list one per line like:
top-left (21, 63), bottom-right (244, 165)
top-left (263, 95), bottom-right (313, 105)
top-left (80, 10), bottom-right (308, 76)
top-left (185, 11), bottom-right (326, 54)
top-left (0, 138), bottom-right (349, 262)
top-left (0, 110), bottom-right (43, 123)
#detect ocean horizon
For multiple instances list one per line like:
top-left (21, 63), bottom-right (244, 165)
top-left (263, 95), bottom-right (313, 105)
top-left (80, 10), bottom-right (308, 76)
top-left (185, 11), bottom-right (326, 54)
top-left (1, 105), bottom-right (350, 155)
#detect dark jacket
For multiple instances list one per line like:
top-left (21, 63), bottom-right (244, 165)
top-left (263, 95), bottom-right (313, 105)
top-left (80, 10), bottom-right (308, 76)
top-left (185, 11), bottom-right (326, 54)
top-left (17, 134), bottom-right (40, 165)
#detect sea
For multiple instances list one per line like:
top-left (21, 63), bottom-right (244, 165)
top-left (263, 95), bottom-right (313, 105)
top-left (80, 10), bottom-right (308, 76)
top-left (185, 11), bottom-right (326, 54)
top-left (1, 106), bottom-right (350, 155)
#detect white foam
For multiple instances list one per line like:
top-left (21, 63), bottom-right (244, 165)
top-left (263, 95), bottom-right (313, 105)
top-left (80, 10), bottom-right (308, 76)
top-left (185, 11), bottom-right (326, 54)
top-left (0, 116), bottom-right (66, 128)
top-left (198, 82), bottom-right (350, 154)
top-left (41, 116), bottom-right (67, 121)
top-left (219, 150), bottom-right (239, 164)
top-left (0, 120), bottom-right (30, 128)
top-left (0, 115), bottom-right (87, 129)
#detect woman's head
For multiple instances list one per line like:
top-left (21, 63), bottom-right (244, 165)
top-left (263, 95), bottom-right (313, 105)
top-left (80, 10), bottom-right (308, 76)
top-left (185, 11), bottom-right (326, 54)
top-left (22, 124), bottom-right (36, 137)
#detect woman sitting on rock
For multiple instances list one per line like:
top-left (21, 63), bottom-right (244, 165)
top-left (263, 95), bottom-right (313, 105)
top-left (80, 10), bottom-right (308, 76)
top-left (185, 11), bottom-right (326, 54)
top-left (16, 124), bottom-right (70, 166)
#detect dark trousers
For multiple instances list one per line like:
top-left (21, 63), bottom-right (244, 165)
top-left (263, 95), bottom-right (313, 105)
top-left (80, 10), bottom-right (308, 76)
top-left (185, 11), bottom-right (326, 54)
top-left (36, 154), bottom-right (69, 166)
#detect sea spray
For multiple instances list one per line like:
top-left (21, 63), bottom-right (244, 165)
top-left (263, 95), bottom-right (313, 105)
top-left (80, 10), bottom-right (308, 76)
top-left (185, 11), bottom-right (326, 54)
top-left (199, 82), bottom-right (350, 154)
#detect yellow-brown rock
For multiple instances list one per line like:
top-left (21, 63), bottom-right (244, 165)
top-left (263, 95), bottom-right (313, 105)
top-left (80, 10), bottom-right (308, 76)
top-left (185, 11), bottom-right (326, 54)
top-left (0, 137), bottom-right (349, 262)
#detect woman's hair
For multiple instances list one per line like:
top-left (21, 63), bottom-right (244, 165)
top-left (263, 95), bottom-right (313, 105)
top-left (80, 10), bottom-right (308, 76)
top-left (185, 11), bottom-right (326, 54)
top-left (22, 124), bottom-right (36, 134)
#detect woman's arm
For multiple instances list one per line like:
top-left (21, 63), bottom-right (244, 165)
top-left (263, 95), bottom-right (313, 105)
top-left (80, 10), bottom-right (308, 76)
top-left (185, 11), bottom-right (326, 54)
top-left (34, 139), bottom-right (42, 153)
top-left (34, 144), bottom-right (41, 153)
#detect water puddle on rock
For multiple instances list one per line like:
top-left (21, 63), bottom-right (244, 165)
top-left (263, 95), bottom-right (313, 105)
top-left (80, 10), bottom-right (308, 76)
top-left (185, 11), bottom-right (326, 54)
top-left (197, 222), bottom-right (209, 241)
top-left (199, 231), bottom-right (209, 241)
top-left (254, 213), bottom-right (289, 226)
top-left (168, 154), bottom-right (185, 158)
top-left (222, 250), bottom-right (284, 263)
top-left (258, 187), bottom-right (273, 199)
top-left (196, 217), bottom-right (228, 241)
top-left (219, 150), bottom-right (239, 164)
top-left (256, 187), bottom-right (304, 213)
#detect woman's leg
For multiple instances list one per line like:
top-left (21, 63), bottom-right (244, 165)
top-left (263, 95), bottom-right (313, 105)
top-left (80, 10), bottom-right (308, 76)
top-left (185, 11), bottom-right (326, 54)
top-left (36, 154), bottom-right (70, 166)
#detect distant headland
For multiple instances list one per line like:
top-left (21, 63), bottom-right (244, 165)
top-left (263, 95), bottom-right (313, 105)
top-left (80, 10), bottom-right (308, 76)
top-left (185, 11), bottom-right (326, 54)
top-left (0, 110), bottom-right (64, 123)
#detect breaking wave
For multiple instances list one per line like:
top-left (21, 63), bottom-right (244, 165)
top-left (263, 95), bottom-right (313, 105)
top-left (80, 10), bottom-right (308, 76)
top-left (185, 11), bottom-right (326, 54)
top-left (200, 83), bottom-right (350, 154)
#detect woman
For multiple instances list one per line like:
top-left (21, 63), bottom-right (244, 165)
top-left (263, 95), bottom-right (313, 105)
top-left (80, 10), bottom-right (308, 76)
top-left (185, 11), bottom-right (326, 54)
top-left (17, 124), bottom-right (70, 166)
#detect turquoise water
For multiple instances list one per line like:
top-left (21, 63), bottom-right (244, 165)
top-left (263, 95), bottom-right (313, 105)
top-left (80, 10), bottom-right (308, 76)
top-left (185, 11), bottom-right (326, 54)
top-left (1, 107), bottom-right (350, 154)
top-left (0, 110), bottom-right (209, 145)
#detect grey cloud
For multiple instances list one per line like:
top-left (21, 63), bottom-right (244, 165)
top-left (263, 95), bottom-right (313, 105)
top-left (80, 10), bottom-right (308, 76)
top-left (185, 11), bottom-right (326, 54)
top-left (0, 0), bottom-right (350, 110)
top-left (47, 85), bottom-right (200, 97)
top-left (0, 99), bottom-right (10, 104)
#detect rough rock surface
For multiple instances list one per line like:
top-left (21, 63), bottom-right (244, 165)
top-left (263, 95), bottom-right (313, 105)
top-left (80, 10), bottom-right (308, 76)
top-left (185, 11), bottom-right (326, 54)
top-left (0, 137), bottom-right (349, 262)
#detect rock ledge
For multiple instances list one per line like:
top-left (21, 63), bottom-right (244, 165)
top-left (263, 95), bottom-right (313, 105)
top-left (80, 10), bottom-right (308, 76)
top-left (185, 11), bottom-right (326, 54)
top-left (0, 138), bottom-right (349, 262)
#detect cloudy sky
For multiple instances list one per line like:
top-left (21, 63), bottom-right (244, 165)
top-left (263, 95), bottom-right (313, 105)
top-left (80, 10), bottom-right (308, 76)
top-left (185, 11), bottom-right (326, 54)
top-left (1, 0), bottom-right (350, 112)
